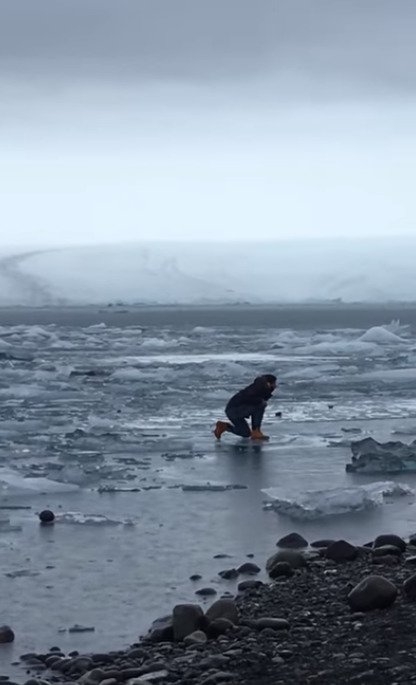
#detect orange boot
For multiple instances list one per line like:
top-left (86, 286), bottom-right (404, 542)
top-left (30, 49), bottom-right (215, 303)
top-left (214, 421), bottom-right (230, 440)
top-left (251, 429), bottom-right (269, 441)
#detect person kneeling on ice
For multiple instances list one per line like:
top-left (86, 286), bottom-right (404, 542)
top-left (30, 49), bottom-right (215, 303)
top-left (214, 374), bottom-right (277, 441)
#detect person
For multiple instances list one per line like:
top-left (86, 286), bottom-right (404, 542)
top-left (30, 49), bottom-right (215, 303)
top-left (214, 374), bottom-right (277, 441)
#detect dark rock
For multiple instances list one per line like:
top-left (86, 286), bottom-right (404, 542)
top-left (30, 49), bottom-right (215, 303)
top-left (237, 580), bottom-right (263, 592)
top-left (90, 654), bottom-right (115, 665)
top-left (403, 573), bottom-right (416, 600)
top-left (68, 625), bottom-right (95, 633)
top-left (195, 588), bottom-right (217, 597)
top-left (236, 562), bottom-right (261, 575)
top-left (189, 574), bottom-right (202, 581)
top-left (199, 655), bottom-right (230, 669)
top-left (0, 626), bottom-right (14, 644)
top-left (252, 617), bottom-right (289, 631)
top-left (218, 569), bottom-right (238, 580)
top-left (268, 561), bottom-right (294, 579)
top-left (183, 630), bottom-right (207, 645)
top-left (68, 657), bottom-right (93, 674)
top-left (205, 599), bottom-right (239, 625)
top-left (200, 673), bottom-right (236, 685)
top-left (172, 604), bottom-right (204, 641)
top-left (148, 615), bottom-right (173, 642)
top-left (39, 510), bottom-right (55, 524)
top-left (372, 544), bottom-right (402, 557)
top-left (44, 657), bottom-right (63, 669)
top-left (405, 555), bottom-right (416, 566)
top-left (372, 555), bottom-right (400, 566)
top-left (348, 575), bottom-right (398, 611)
top-left (310, 539), bottom-right (336, 549)
top-left (276, 533), bottom-right (308, 549)
top-left (213, 554), bottom-right (232, 559)
top-left (206, 618), bottom-right (235, 638)
top-left (326, 540), bottom-right (358, 562)
top-left (373, 534), bottom-right (406, 552)
top-left (266, 550), bottom-right (307, 572)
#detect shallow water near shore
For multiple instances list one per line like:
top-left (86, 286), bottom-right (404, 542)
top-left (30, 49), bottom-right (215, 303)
top-left (1, 305), bottom-right (416, 678)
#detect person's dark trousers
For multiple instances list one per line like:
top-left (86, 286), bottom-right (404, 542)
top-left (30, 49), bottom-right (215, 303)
top-left (226, 404), bottom-right (265, 438)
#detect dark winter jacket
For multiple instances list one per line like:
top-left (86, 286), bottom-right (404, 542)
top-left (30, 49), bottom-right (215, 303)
top-left (226, 376), bottom-right (274, 411)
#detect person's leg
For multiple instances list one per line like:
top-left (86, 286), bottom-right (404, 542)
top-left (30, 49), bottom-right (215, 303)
top-left (225, 408), bottom-right (252, 438)
top-left (251, 405), bottom-right (265, 431)
top-left (250, 404), bottom-right (269, 440)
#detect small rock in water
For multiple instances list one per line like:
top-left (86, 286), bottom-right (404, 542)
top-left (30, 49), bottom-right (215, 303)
top-left (195, 588), bottom-right (217, 597)
top-left (348, 575), bottom-right (398, 611)
top-left (68, 624), bottom-right (95, 633)
top-left (218, 569), bottom-right (239, 580)
top-left (39, 510), bottom-right (55, 524)
top-left (0, 626), bottom-right (14, 644)
top-left (276, 533), bottom-right (308, 549)
top-left (213, 554), bottom-right (232, 559)
top-left (189, 574), bottom-right (202, 581)
top-left (236, 562), bottom-right (261, 575)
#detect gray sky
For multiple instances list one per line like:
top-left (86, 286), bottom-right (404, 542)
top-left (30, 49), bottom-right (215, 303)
top-left (1, 0), bottom-right (416, 246)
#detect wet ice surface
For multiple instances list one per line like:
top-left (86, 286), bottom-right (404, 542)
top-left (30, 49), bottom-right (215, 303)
top-left (2, 307), bottom-right (416, 675)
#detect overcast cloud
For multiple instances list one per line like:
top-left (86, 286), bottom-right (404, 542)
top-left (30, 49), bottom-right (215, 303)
top-left (1, 0), bottom-right (416, 246)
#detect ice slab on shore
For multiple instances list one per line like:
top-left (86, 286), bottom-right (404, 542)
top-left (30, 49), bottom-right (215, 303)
top-left (346, 437), bottom-right (416, 473)
top-left (263, 481), bottom-right (413, 520)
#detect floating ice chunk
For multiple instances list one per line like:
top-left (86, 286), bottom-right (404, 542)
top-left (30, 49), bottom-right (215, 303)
top-left (56, 512), bottom-right (135, 526)
top-left (347, 436), bottom-right (416, 473)
top-left (0, 470), bottom-right (79, 494)
top-left (262, 481), bottom-right (413, 520)
top-left (359, 326), bottom-right (407, 344)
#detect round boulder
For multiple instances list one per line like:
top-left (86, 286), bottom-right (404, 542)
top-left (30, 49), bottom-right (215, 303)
top-left (236, 562), bottom-right (261, 575)
top-left (347, 575), bottom-right (398, 612)
top-left (373, 534), bottom-right (406, 553)
top-left (266, 550), bottom-right (307, 572)
top-left (268, 562), bottom-right (294, 579)
top-left (172, 604), bottom-right (205, 641)
top-left (0, 625), bottom-right (14, 644)
top-left (372, 545), bottom-right (402, 557)
top-left (183, 630), bottom-right (207, 645)
top-left (39, 510), bottom-right (55, 524)
top-left (218, 569), bottom-right (238, 580)
top-left (276, 533), bottom-right (308, 549)
top-left (326, 540), bottom-right (358, 562)
top-left (205, 598), bottom-right (239, 625)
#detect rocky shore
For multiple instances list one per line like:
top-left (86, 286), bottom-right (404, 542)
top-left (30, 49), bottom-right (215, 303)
top-left (9, 532), bottom-right (416, 685)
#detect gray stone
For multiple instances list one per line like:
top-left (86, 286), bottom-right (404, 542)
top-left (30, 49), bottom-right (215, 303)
top-left (127, 672), bottom-right (168, 684)
top-left (403, 573), bottom-right (416, 600)
top-left (195, 588), bottom-right (217, 597)
top-left (266, 550), bottom-right (307, 572)
top-left (348, 575), bottom-right (398, 611)
top-left (78, 669), bottom-right (106, 685)
top-left (372, 555), bottom-right (399, 566)
top-left (0, 626), bottom-right (14, 644)
top-left (276, 533), bottom-right (308, 549)
top-left (310, 539), bottom-right (336, 549)
top-left (218, 569), bottom-right (238, 580)
top-left (207, 618), bottom-right (235, 638)
top-left (405, 555), bottom-right (416, 566)
top-left (183, 631), bottom-right (207, 645)
top-left (199, 655), bottom-right (230, 669)
top-left (148, 615), bottom-right (173, 642)
top-left (252, 617), bottom-right (289, 631)
top-left (200, 673), bottom-right (236, 685)
top-left (372, 544), bottom-right (402, 557)
top-left (205, 599), bottom-right (239, 625)
top-left (236, 562), bottom-right (261, 575)
top-left (237, 580), bottom-right (263, 592)
top-left (172, 604), bottom-right (204, 641)
top-left (268, 561), bottom-right (294, 579)
top-left (68, 658), bottom-right (93, 674)
top-left (373, 534), bottom-right (406, 552)
top-left (326, 540), bottom-right (357, 562)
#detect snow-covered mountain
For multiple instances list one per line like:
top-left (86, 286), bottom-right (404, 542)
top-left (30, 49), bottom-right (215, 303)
top-left (0, 239), bottom-right (415, 305)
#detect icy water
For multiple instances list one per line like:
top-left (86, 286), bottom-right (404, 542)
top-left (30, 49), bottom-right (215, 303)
top-left (2, 305), bottom-right (416, 676)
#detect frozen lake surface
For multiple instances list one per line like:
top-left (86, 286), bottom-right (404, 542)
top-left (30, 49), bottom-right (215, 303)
top-left (1, 305), bottom-right (416, 677)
